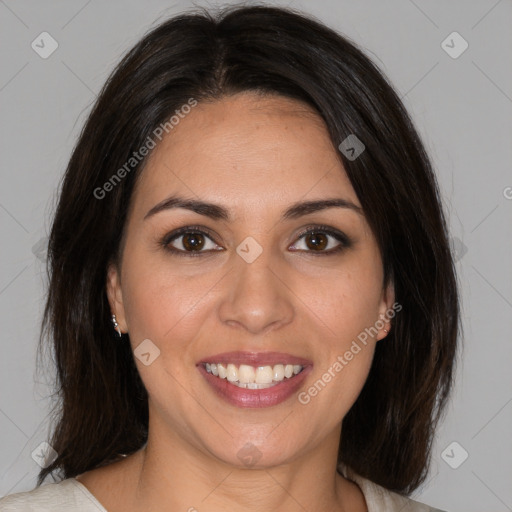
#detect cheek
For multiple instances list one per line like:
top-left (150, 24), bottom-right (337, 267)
top-left (121, 246), bottom-right (205, 337)
top-left (299, 321), bottom-right (376, 427)
top-left (120, 260), bottom-right (214, 411)
top-left (293, 257), bottom-right (382, 414)
top-left (297, 260), bottom-right (384, 339)
top-left (328, 351), bottom-right (375, 424)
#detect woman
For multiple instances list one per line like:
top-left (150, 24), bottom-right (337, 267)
top-left (0, 4), bottom-right (458, 511)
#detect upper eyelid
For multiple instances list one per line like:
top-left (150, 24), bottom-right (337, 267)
top-left (163, 225), bottom-right (217, 242)
top-left (294, 225), bottom-right (348, 241)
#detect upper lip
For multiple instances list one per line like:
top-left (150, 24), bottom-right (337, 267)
top-left (197, 351), bottom-right (312, 367)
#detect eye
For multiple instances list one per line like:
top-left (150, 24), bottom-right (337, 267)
top-left (161, 226), bottom-right (223, 257)
top-left (289, 226), bottom-right (351, 255)
top-left (161, 225), bottom-right (351, 257)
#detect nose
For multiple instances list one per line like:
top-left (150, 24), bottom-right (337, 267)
top-left (217, 243), bottom-right (295, 335)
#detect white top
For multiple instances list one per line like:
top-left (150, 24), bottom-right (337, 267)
top-left (0, 467), bottom-right (447, 511)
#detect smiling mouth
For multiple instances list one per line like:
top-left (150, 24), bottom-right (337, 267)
top-left (203, 362), bottom-right (305, 389)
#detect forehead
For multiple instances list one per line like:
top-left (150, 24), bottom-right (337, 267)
top-left (132, 92), bottom-right (360, 218)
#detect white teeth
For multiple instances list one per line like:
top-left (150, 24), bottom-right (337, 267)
top-left (273, 364), bottom-right (285, 381)
top-left (238, 364), bottom-right (255, 384)
top-left (255, 366), bottom-right (273, 384)
top-left (226, 363), bottom-right (238, 382)
top-left (204, 362), bottom-right (304, 387)
top-left (217, 363), bottom-right (227, 379)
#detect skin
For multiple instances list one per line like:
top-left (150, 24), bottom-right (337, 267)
top-left (76, 92), bottom-right (394, 512)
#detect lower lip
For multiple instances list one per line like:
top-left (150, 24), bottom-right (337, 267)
top-left (197, 364), bottom-right (313, 408)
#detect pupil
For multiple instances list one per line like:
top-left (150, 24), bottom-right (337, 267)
top-left (183, 233), bottom-right (204, 251)
top-left (306, 233), bottom-right (327, 251)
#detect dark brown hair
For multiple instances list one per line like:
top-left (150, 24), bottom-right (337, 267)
top-left (37, 3), bottom-right (460, 494)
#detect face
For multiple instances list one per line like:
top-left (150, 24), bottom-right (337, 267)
top-left (107, 92), bottom-right (394, 469)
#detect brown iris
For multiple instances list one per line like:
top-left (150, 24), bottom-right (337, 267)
top-left (304, 232), bottom-right (328, 251)
top-left (182, 232), bottom-right (205, 251)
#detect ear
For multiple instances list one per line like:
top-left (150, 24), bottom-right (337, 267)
top-left (376, 278), bottom-right (395, 342)
top-left (106, 262), bottom-right (128, 333)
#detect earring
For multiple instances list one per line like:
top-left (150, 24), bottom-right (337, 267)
top-left (112, 314), bottom-right (122, 338)
top-left (383, 328), bottom-right (389, 334)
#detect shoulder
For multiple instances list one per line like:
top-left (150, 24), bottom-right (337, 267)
top-left (339, 463), bottom-right (448, 512)
top-left (0, 478), bottom-right (107, 512)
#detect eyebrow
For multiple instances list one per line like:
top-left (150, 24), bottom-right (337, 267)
top-left (144, 194), bottom-right (363, 221)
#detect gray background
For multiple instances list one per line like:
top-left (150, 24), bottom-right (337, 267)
top-left (1, 1), bottom-right (511, 510)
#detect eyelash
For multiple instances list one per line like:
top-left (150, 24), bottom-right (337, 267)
top-left (160, 224), bottom-right (351, 258)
